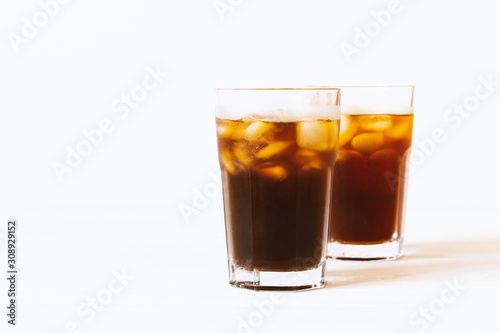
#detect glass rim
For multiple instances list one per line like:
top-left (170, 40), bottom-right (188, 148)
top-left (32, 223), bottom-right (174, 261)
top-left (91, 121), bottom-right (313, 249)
top-left (313, 85), bottom-right (415, 108)
top-left (215, 87), bottom-right (341, 91)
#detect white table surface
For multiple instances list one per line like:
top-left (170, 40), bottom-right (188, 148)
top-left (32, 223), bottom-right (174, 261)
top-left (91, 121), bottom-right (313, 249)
top-left (1, 200), bottom-right (499, 333)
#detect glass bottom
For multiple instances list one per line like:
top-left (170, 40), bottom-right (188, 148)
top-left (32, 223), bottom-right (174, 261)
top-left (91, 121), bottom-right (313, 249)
top-left (228, 260), bottom-right (326, 291)
top-left (328, 239), bottom-right (404, 261)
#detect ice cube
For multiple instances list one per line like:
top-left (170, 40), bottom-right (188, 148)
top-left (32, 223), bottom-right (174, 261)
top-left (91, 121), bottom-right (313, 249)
top-left (220, 148), bottom-right (245, 174)
top-left (220, 148), bottom-right (232, 168)
top-left (369, 149), bottom-right (399, 161)
top-left (358, 115), bottom-right (392, 132)
top-left (293, 148), bottom-right (317, 165)
top-left (351, 132), bottom-right (384, 153)
top-left (329, 121), bottom-right (339, 149)
top-left (256, 163), bottom-right (288, 181)
top-left (243, 121), bottom-right (274, 142)
top-left (240, 116), bottom-right (257, 122)
top-left (216, 120), bottom-right (232, 139)
top-left (256, 141), bottom-right (292, 159)
top-left (295, 148), bottom-right (317, 158)
top-left (385, 118), bottom-right (411, 141)
top-left (233, 143), bottom-right (253, 166)
top-left (339, 115), bottom-right (358, 146)
top-left (337, 149), bottom-right (365, 162)
top-left (297, 121), bottom-right (337, 151)
top-left (231, 123), bottom-right (251, 141)
top-left (216, 119), bottom-right (250, 141)
top-left (300, 160), bottom-right (325, 172)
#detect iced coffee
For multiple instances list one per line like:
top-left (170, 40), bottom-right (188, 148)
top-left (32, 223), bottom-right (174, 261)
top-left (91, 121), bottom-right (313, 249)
top-left (216, 88), bottom-right (340, 290)
top-left (328, 86), bottom-right (415, 260)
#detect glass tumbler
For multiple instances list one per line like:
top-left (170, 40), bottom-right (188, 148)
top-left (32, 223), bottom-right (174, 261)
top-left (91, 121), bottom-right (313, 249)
top-left (216, 88), bottom-right (341, 290)
top-left (329, 86), bottom-right (414, 260)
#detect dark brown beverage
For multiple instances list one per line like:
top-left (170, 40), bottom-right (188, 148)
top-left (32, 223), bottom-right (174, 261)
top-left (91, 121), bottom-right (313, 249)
top-left (217, 117), bottom-right (339, 271)
top-left (330, 114), bottom-right (413, 244)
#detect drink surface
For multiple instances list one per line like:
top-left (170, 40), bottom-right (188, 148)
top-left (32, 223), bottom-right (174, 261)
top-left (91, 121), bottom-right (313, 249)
top-left (330, 114), bottom-right (414, 244)
top-left (217, 116), bottom-right (339, 271)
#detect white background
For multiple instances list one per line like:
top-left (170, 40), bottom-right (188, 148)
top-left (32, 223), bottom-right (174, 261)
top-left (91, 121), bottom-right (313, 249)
top-left (0, 0), bottom-right (499, 332)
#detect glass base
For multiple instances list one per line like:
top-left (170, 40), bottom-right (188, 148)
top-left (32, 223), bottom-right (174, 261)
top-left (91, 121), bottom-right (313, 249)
top-left (228, 260), bottom-right (326, 291)
top-left (328, 239), bottom-right (403, 261)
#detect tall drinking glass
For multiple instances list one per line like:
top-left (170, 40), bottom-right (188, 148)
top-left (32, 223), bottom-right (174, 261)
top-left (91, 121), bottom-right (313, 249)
top-left (329, 86), bottom-right (414, 260)
top-left (216, 88), bottom-right (341, 290)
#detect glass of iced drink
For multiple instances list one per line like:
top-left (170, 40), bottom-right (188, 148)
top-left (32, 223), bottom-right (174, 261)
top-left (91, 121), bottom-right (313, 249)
top-left (215, 88), bottom-right (341, 290)
top-left (329, 86), bottom-right (414, 260)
